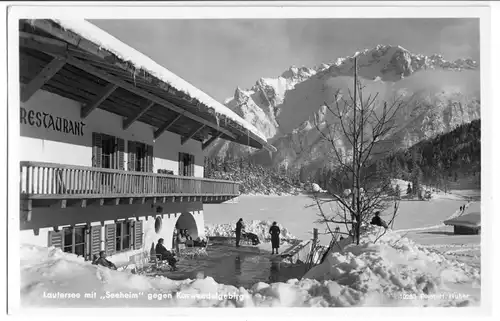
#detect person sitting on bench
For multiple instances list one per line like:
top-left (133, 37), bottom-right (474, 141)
top-left (155, 238), bottom-right (177, 270)
top-left (184, 229), bottom-right (193, 241)
top-left (93, 251), bottom-right (117, 270)
top-left (370, 211), bottom-right (388, 229)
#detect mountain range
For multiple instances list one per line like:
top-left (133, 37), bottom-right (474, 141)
top-left (206, 45), bottom-right (480, 172)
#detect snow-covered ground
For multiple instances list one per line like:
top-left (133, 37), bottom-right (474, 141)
top-left (19, 190), bottom-right (481, 307)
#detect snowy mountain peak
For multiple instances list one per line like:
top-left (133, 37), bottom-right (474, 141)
top-left (280, 65), bottom-right (316, 80)
top-left (210, 45), bottom-right (480, 168)
top-left (233, 86), bottom-right (249, 102)
top-left (318, 44), bottom-right (479, 82)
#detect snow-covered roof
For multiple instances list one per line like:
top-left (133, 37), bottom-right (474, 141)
top-left (443, 212), bottom-right (481, 228)
top-left (51, 19), bottom-right (270, 145)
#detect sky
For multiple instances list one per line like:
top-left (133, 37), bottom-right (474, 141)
top-left (91, 18), bottom-right (479, 103)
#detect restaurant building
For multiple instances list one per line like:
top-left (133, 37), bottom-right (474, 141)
top-left (18, 19), bottom-right (274, 265)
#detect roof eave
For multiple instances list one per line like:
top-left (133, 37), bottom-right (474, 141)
top-left (26, 19), bottom-right (272, 152)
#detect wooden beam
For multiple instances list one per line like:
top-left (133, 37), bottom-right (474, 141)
top-left (202, 132), bottom-right (223, 151)
top-left (123, 100), bottom-right (155, 130)
top-left (80, 83), bottom-right (118, 119)
top-left (56, 55), bottom-right (237, 140)
top-left (154, 114), bottom-right (182, 139)
top-left (19, 32), bottom-right (70, 61)
top-left (20, 31), bottom-right (68, 50)
top-left (21, 56), bottom-right (66, 102)
top-left (181, 125), bottom-right (206, 145)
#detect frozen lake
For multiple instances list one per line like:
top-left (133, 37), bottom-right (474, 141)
top-left (204, 193), bottom-right (480, 246)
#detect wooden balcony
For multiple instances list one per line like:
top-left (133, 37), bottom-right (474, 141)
top-left (20, 161), bottom-right (240, 205)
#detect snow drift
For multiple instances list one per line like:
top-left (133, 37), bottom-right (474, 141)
top-left (304, 225), bottom-right (480, 307)
top-left (20, 223), bottom-right (479, 307)
top-left (205, 220), bottom-right (298, 242)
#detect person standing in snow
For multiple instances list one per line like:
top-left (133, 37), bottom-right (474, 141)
top-left (269, 221), bottom-right (281, 254)
top-left (235, 218), bottom-right (245, 247)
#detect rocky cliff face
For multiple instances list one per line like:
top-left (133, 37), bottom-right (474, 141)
top-left (207, 45), bottom-right (480, 170)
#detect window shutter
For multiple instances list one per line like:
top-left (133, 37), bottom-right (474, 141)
top-left (117, 138), bottom-right (125, 171)
top-left (147, 145), bottom-right (154, 172)
top-left (190, 154), bottom-right (195, 176)
top-left (48, 230), bottom-right (64, 249)
top-left (90, 226), bottom-right (102, 258)
top-left (128, 141), bottom-right (136, 171)
top-left (92, 133), bottom-right (102, 168)
top-left (178, 152), bottom-right (184, 176)
top-left (104, 224), bottom-right (116, 255)
top-left (134, 220), bottom-right (144, 250)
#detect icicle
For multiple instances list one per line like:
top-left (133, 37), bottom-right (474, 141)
top-left (214, 113), bottom-right (220, 128)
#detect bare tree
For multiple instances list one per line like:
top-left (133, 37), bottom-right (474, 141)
top-left (310, 57), bottom-right (405, 245)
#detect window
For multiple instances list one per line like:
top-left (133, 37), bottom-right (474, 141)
top-left (115, 220), bottom-right (132, 253)
top-left (102, 134), bottom-right (117, 169)
top-left (49, 226), bottom-right (101, 261)
top-left (128, 141), bottom-right (153, 172)
top-left (134, 142), bottom-right (147, 172)
top-left (62, 226), bottom-right (85, 257)
top-left (179, 152), bottom-right (195, 176)
top-left (92, 132), bottom-right (125, 170)
top-left (155, 216), bottom-right (162, 234)
top-left (104, 220), bottom-right (144, 255)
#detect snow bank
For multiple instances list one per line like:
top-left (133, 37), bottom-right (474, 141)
top-left (303, 225), bottom-right (480, 307)
top-left (20, 226), bottom-right (479, 308)
top-left (311, 183), bottom-right (326, 193)
top-left (205, 220), bottom-right (298, 242)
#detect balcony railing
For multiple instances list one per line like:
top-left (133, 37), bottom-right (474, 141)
top-left (20, 161), bottom-right (240, 200)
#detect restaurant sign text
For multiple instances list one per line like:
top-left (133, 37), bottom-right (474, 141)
top-left (20, 107), bottom-right (86, 136)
